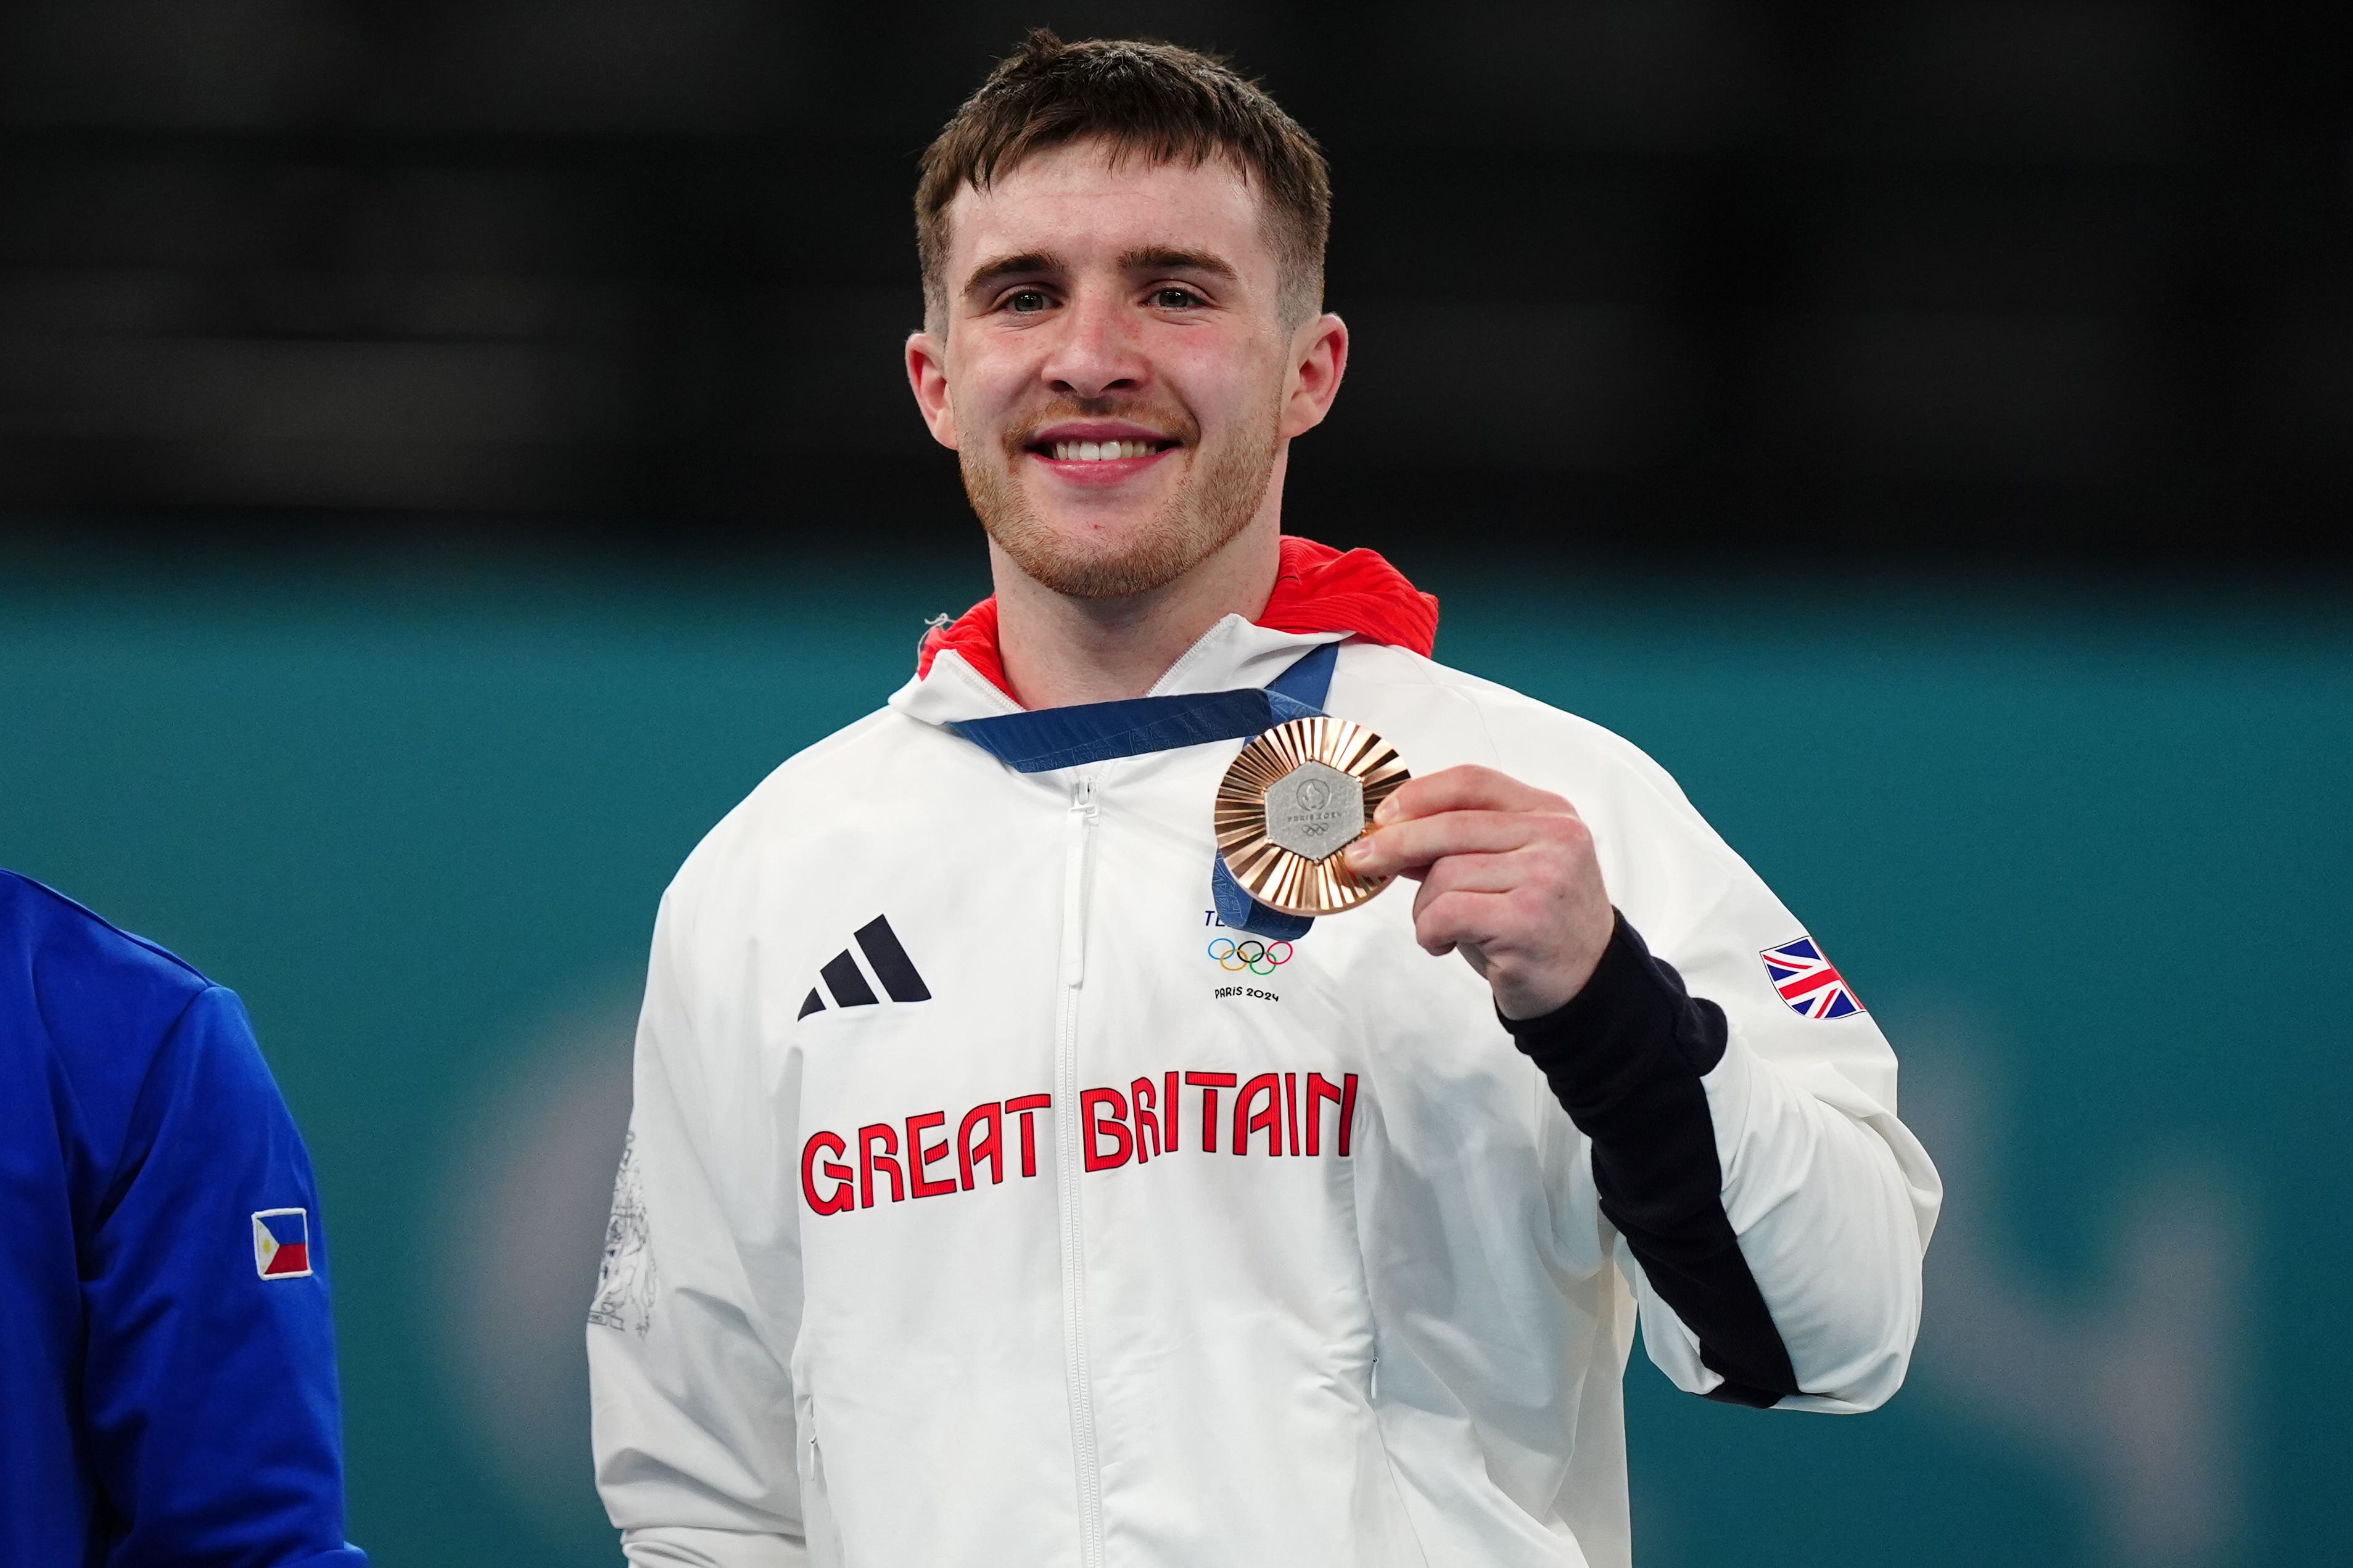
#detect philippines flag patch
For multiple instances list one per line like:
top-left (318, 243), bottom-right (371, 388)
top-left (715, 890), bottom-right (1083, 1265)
top-left (252, 1208), bottom-right (313, 1279)
top-left (1760, 937), bottom-right (1866, 1020)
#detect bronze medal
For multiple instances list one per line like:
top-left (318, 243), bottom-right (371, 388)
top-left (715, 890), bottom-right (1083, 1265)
top-left (1215, 716), bottom-right (1411, 917)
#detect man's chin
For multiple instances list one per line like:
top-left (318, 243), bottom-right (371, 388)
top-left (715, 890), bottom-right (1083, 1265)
top-left (964, 437), bottom-right (1274, 602)
top-left (987, 525), bottom-right (1201, 601)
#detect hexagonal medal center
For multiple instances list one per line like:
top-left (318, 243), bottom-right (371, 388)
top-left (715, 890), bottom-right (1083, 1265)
top-left (1262, 760), bottom-right (1366, 861)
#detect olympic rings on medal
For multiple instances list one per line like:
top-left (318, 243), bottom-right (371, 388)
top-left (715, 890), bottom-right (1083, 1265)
top-left (1206, 937), bottom-right (1294, 977)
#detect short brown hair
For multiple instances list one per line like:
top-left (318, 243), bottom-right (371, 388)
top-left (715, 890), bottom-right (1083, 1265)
top-left (916, 31), bottom-right (1332, 331)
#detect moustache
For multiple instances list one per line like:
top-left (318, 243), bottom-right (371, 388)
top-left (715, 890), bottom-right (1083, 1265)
top-left (999, 399), bottom-right (1200, 454)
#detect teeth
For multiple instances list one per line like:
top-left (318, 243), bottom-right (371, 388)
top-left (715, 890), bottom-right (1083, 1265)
top-left (1050, 439), bottom-right (1158, 461)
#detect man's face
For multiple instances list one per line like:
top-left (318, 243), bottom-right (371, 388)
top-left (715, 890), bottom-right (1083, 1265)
top-left (907, 140), bottom-right (1343, 600)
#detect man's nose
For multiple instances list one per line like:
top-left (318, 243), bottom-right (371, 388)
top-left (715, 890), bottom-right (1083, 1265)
top-left (1040, 289), bottom-right (1145, 400)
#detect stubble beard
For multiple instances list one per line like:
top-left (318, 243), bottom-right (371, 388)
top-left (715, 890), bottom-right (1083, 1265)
top-left (962, 398), bottom-right (1282, 601)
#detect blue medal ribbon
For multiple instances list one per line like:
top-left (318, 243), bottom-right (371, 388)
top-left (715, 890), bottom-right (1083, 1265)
top-left (947, 641), bottom-right (1338, 940)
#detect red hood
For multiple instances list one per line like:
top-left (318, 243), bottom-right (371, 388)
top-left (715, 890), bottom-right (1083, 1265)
top-left (917, 537), bottom-right (1440, 700)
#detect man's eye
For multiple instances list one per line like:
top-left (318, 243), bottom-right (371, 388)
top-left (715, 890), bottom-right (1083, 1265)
top-left (1152, 287), bottom-right (1201, 309)
top-left (1005, 289), bottom-right (1050, 313)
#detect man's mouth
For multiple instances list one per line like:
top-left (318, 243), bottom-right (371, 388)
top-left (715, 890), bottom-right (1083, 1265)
top-left (1020, 422), bottom-right (1184, 476)
top-left (1037, 437), bottom-right (1171, 462)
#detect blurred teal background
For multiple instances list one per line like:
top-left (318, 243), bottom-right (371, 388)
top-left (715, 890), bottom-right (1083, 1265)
top-left (3, 549), bottom-right (2346, 1567)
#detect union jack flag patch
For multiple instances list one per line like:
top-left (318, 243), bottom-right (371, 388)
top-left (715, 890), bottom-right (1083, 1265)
top-left (1760, 937), bottom-right (1865, 1020)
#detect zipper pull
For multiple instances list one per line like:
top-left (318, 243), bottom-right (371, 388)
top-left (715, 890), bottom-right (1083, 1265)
top-left (1060, 776), bottom-right (1097, 989)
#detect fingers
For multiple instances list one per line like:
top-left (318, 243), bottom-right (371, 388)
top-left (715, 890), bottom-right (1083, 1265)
top-left (1410, 865), bottom-right (1509, 950)
top-left (1372, 765), bottom-right (1567, 827)
top-left (1406, 850), bottom-right (1521, 898)
top-left (1346, 811), bottom-right (1528, 878)
top-left (1409, 886), bottom-right (1517, 958)
top-left (1346, 804), bottom-right (1591, 880)
top-left (1412, 882), bottom-right (1611, 1017)
top-left (1352, 766), bottom-right (1615, 1019)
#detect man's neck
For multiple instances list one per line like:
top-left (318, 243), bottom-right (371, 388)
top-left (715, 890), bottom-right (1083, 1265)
top-left (991, 510), bottom-right (1285, 710)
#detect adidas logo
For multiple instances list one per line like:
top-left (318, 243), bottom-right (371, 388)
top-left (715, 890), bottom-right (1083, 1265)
top-left (799, 915), bottom-right (933, 1019)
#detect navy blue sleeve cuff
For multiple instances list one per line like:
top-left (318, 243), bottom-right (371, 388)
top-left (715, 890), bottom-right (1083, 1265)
top-left (1498, 909), bottom-right (1727, 1097)
top-left (1501, 912), bottom-right (1802, 1407)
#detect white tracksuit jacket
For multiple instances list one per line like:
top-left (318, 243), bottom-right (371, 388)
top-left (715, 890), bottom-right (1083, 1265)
top-left (588, 613), bottom-right (1941, 1568)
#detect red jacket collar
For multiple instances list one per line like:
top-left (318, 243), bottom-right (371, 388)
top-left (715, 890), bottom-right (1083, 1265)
top-left (917, 537), bottom-right (1439, 700)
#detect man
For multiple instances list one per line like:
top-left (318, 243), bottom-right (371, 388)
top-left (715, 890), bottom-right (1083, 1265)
top-left (0, 869), bottom-right (366, 1566)
top-left (590, 33), bottom-right (1937, 1568)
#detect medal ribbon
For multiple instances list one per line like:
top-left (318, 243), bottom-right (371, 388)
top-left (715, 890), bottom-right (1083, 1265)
top-left (946, 641), bottom-right (1338, 941)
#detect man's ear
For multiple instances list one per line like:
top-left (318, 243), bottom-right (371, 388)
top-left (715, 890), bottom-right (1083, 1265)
top-left (1279, 313), bottom-right (1349, 440)
top-left (906, 329), bottom-right (959, 449)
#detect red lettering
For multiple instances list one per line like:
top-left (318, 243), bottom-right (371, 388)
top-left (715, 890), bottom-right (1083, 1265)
top-left (1284, 1071), bottom-right (1300, 1155)
top-left (801, 1131), bottom-right (854, 1216)
top-left (1184, 1072), bottom-right (1238, 1153)
top-left (1235, 1072), bottom-right (1282, 1157)
top-left (1082, 1087), bottom-right (1133, 1172)
top-left (1130, 1077), bottom-right (1160, 1162)
top-left (1340, 1072), bottom-right (1359, 1156)
top-left (1306, 1072), bottom-right (1343, 1156)
top-left (1164, 1070), bottom-right (1180, 1152)
top-left (957, 1101), bottom-right (1003, 1189)
top-left (857, 1123), bottom-right (904, 1208)
top-left (1004, 1093), bottom-right (1052, 1178)
top-left (906, 1111), bottom-right (956, 1198)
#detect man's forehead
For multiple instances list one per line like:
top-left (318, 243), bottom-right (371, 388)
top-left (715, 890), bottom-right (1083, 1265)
top-left (944, 141), bottom-right (1271, 271)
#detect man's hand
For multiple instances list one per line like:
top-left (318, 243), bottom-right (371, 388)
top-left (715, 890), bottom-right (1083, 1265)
top-left (1341, 765), bottom-right (1615, 1020)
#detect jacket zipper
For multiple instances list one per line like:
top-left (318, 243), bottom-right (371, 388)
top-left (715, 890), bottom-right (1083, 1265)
top-left (1055, 774), bottom-right (1105, 1567)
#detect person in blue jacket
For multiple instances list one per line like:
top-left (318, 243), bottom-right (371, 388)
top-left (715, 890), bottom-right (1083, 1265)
top-left (0, 869), bottom-right (366, 1566)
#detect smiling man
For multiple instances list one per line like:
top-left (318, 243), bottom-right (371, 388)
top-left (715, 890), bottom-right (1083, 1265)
top-left (589, 33), bottom-right (1939, 1568)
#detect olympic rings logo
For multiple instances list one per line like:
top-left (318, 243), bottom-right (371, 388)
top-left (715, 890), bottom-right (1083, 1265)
top-left (1208, 937), bottom-right (1293, 975)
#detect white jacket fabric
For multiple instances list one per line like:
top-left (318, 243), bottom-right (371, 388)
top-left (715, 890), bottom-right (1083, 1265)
top-left (588, 612), bottom-right (1940, 1568)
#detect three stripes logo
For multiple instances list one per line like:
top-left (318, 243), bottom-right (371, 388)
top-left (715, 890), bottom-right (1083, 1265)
top-left (799, 915), bottom-right (933, 1019)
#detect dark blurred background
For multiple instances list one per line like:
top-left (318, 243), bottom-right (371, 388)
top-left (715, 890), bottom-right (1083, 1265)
top-left (4, 7), bottom-right (2351, 1568)
top-left (1, 0), bottom-right (2347, 564)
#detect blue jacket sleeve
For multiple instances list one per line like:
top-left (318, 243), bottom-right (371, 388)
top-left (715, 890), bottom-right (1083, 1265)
top-left (79, 983), bottom-right (366, 1568)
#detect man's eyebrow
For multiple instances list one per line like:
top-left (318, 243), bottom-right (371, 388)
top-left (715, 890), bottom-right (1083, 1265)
top-left (962, 251), bottom-right (1065, 298)
top-left (1121, 246), bottom-right (1238, 281)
